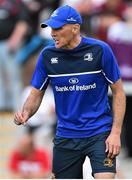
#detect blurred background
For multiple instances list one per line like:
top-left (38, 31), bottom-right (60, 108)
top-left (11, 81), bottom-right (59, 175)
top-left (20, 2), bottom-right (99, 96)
top-left (0, 0), bottom-right (132, 178)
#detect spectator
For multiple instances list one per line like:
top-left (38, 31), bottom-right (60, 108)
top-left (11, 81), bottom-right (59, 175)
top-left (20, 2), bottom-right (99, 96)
top-left (93, 0), bottom-right (128, 41)
top-left (107, 6), bottom-right (132, 43)
top-left (9, 134), bottom-right (51, 179)
top-left (16, 0), bottom-right (61, 86)
top-left (16, 0), bottom-right (61, 65)
top-left (97, 0), bottom-right (127, 17)
top-left (0, 0), bottom-right (29, 111)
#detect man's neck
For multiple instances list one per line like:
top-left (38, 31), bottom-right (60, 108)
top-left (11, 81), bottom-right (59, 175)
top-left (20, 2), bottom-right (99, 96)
top-left (65, 35), bottom-right (81, 49)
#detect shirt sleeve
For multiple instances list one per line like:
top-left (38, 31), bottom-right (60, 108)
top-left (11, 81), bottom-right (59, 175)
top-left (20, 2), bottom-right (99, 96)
top-left (31, 51), bottom-right (49, 90)
top-left (101, 43), bottom-right (121, 84)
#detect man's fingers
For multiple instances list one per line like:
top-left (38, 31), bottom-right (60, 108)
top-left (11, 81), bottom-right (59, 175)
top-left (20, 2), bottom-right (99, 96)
top-left (14, 118), bottom-right (27, 125)
top-left (108, 144), bottom-right (115, 158)
top-left (112, 146), bottom-right (120, 158)
top-left (22, 121), bottom-right (27, 126)
top-left (14, 112), bottom-right (27, 126)
top-left (106, 144), bottom-right (120, 159)
top-left (14, 112), bottom-right (22, 125)
top-left (105, 141), bottom-right (109, 152)
top-left (14, 118), bottom-right (22, 125)
top-left (105, 141), bottom-right (113, 158)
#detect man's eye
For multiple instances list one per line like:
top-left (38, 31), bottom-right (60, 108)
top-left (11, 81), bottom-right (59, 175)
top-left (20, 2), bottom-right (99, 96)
top-left (53, 27), bottom-right (63, 31)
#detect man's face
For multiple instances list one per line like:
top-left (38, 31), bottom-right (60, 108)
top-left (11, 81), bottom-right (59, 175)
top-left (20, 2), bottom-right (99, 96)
top-left (51, 24), bottom-right (78, 49)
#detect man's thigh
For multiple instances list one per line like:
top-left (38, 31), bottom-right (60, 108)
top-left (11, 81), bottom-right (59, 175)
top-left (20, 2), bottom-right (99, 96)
top-left (94, 172), bottom-right (115, 179)
top-left (87, 132), bottom-right (116, 178)
top-left (52, 147), bottom-right (85, 179)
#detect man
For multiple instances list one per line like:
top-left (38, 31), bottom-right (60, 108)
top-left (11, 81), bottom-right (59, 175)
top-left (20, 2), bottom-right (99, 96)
top-left (14, 5), bottom-right (126, 179)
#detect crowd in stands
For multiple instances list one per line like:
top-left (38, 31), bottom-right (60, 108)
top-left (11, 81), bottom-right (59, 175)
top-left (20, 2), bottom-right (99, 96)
top-left (0, 0), bottom-right (132, 178)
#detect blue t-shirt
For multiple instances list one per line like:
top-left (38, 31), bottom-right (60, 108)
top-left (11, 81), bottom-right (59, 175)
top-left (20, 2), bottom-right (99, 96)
top-left (31, 36), bottom-right (121, 138)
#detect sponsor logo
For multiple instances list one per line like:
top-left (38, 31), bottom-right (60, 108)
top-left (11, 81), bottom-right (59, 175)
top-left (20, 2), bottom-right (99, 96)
top-left (55, 83), bottom-right (96, 92)
top-left (69, 78), bottom-right (79, 84)
top-left (51, 57), bottom-right (58, 64)
top-left (84, 53), bottom-right (93, 61)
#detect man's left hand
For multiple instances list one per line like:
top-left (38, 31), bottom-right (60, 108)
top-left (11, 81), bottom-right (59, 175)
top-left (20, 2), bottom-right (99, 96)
top-left (105, 133), bottom-right (121, 159)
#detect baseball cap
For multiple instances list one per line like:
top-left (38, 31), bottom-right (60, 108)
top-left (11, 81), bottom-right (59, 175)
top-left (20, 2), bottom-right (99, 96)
top-left (41, 5), bottom-right (82, 29)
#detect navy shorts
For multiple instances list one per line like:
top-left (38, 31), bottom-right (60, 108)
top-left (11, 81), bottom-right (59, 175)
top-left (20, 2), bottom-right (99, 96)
top-left (52, 131), bottom-right (116, 179)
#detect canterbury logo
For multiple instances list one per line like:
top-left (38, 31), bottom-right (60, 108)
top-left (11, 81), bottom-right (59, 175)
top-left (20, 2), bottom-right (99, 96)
top-left (51, 57), bottom-right (58, 64)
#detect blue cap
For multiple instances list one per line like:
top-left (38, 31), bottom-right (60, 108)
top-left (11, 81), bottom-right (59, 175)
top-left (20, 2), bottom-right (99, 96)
top-left (41, 5), bottom-right (82, 29)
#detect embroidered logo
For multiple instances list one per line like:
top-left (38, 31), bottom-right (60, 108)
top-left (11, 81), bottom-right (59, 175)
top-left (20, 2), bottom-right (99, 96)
top-left (103, 158), bottom-right (113, 167)
top-left (84, 53), bottom-right (93, 61)
top-left (51, 10), bottom-right (58, 17)
top-left (67, 17), bottom-right (77, 22)
top-left (51, 57), bottom-right (58, 64)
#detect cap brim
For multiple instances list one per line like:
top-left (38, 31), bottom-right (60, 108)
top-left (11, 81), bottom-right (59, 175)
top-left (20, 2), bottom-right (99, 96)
top-left (41, 19), bottom-right (65, 29)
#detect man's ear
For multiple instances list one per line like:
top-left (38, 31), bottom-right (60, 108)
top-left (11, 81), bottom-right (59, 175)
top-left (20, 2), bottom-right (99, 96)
top-left (72, 24), bottom-right (80, 34)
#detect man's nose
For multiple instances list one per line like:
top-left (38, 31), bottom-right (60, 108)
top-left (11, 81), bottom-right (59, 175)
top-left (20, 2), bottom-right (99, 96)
top-left (51, 29), bottom-right (56, 36)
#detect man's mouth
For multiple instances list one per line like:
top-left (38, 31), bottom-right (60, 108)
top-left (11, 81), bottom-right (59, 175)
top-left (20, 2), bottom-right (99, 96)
top-left (53, 38), bottom-right (59, 44)
top-left (55, 40), bottom-right (60, 45)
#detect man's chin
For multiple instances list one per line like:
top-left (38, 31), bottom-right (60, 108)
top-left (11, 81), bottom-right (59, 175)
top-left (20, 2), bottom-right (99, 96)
top-left (55, 44), bottom-right (62, 48)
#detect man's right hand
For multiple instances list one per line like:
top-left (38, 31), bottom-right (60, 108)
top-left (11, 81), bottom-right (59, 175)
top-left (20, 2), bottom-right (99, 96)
top-left (13, 87), bottom-right (45, 126)
top-left (14, 111), bottom-right (28, 126)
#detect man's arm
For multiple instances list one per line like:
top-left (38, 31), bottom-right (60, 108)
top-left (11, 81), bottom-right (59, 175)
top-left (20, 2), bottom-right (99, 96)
top-left (14, 87), bottom-right (45, 125)
top-left (8, 21), bottom-right (28, 51)
top-left (105, 79), bottom-right (126, 159)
